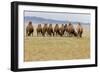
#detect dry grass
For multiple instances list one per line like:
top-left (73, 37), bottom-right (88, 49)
top-left (24, 25), bottom-right (90, 62)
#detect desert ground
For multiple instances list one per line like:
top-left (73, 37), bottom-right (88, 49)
top-left (24, 24), bottom-right (90, 62)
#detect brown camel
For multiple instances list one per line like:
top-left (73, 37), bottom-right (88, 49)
top-left (36, 24), bottom-right (42, 36)
top-left (59, 24), bottom-right (65, 36)
top-left (54, 24), bottom-right (60, 36)
top-left (42, 24), bottom-right (48, 36)
top-left (26, 21), bottom-right (34, 36)
top-left (64, 24), bottom-right (69, 36)
top-left (47, 24), bottom-right (54, 36)
top-left (76, 23), bottom-right (83, 38)
top-left (67, 23), bottom-right (77, 37)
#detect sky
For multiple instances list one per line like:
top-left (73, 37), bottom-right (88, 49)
top-left (24, 11), bottom-right (91, 23)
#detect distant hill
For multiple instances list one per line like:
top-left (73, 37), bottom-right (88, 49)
top-left (24, 16), bottom-right (90, 25)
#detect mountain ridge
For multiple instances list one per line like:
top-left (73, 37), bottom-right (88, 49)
top-left (24, 16), bottom-right (90, 25)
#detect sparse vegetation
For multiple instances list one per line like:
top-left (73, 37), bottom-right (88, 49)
top-left (24, 25), bottom-right (90, 62)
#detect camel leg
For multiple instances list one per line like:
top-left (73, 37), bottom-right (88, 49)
top-left (56, 32), bottom-right (57, 36)
top-left (80, 32), bottom-right (82, 38)
top-left (37, 32), bottom-right (38, 37)
top-left (80, 34), bottom-right (81, 37)
top-left (42, 32), bottom-right (45, 37)
top-left (32, 32), bottom-right (33, 37)
top-left (28, 32), bottom-right (30, 36)
top-left (53, 32), bottom-right (54, 36)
